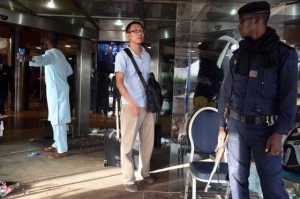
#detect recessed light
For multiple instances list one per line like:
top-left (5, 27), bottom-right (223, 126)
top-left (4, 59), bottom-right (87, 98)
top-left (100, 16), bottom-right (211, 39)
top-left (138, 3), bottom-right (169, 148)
top-left (65, 45), bottom-right (71, 48)
top-left (230, 9), bottom-right (237, 15)
top-left (36, 46), bottom-right (41, 49)
top-left (46, 0), bottom-right (56, 9)
top-left (115, 20), bottom-right (123, 26)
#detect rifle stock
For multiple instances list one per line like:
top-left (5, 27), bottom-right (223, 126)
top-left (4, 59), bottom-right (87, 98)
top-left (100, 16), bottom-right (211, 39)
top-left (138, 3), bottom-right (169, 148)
top-left (204, 134), bottom-right (228, 192)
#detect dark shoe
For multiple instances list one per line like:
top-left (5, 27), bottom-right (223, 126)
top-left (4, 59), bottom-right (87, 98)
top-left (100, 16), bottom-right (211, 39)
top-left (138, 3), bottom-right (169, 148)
top-left (44, 146), bottom-right (57, 152)
top-left (48, 152), bottom-right (68, 159)
top-left (124, 183), bottom-right (142, 192)
top-left (143, 175), bottom-right (155, 184)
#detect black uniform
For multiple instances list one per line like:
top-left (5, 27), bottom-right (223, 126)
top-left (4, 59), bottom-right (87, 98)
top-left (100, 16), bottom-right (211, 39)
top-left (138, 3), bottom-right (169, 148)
top-left (218, 2), bottom-right (298, 198)
top-left (0, 63), bottom-right (14, 115)
top-left (219, 38), bottom-right (298, 198)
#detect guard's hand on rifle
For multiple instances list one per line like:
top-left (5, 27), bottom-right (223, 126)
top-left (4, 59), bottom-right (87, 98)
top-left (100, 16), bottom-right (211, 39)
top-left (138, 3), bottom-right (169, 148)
top-left (217, 127), bottom-right (227, 149)
top-left (204, 126), bottom-right (228, 193)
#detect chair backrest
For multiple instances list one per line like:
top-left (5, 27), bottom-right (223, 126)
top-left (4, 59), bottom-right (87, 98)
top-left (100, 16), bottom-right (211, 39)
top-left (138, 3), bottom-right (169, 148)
top-left (188, 107), bottom-right (219, 161)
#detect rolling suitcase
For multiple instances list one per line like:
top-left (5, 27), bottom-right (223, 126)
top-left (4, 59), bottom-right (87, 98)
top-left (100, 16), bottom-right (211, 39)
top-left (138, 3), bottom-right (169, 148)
top-left (103, 100), bottom-right (121, 167)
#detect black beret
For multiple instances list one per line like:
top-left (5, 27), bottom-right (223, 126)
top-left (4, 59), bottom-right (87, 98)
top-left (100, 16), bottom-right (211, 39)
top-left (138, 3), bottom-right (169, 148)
top-left (238, 1), bottom-right (270, 18)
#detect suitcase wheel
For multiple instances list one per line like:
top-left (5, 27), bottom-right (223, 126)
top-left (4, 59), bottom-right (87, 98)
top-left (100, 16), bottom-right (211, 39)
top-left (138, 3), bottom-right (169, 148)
top-left (103, 160), bottom-right (107, 167)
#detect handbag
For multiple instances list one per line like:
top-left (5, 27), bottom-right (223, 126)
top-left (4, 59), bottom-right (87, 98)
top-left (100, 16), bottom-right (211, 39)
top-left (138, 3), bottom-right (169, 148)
top-left (124, 48), bottom-right (163, 113)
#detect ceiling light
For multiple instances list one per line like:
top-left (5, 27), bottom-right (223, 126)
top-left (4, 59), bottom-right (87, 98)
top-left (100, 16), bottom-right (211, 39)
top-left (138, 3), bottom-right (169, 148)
top-left (68, 57), bottom-right (73, 60)
top-left (36, 46), bottom-right (41, 49)
top-left (65, 45), bottom-right (71, 48)
top-left (115, 20), bottom-right (123, 26)
top-left (46, 0), bottom-right (56, 9)
top-left (164, 31), bottom-right (169, 38)
top-left (230, 9), bottom-right (237, 15)
top-left (147, 46), bottom-right (151, 49)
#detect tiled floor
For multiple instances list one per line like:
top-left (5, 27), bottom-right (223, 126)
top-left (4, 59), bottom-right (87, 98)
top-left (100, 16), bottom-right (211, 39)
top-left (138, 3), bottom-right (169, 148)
top-left (0, 110), bottom-right (233, 199)
top-left (0, 101), bottom-right (182, 198)
top-left (0, 136), bottom-right (177, 199)
top-left (0, 103), bottom-right (298, 198)
top-left (0, 136), bottom-right (255, 199)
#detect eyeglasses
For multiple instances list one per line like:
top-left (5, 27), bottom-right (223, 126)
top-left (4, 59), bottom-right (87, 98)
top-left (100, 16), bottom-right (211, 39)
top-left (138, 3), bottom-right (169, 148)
top-left (128, 29), bottom-right (145, 34)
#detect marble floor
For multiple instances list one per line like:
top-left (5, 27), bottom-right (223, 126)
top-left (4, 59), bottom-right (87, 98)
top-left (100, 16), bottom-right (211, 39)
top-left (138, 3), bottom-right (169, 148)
top-left (0, 100), bottom-right (298, 198)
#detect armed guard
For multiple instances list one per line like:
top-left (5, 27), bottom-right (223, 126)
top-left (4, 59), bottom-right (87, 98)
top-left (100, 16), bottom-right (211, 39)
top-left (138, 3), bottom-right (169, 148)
top-left (218, 1), bottom-right (299, 199)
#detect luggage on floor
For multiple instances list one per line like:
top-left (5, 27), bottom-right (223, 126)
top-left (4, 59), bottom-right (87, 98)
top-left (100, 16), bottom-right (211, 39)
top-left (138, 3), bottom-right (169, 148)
top-left (103, 129), bottom-right (120, 167)
top-left (103, 100), bottom-right (121, 167)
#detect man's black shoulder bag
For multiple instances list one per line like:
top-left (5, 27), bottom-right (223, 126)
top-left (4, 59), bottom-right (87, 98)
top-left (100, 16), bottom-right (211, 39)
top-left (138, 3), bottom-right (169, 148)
top-left (124, 48), bottom-right (163, 113)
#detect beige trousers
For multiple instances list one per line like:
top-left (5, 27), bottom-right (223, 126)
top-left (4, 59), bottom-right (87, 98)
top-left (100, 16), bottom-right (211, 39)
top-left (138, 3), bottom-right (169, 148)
top-left (120, 105), bottom-right (155, 185)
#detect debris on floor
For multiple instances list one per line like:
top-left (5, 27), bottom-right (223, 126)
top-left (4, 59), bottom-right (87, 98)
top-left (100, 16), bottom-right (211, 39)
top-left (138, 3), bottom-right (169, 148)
top-left (27, 152), bottom-right (39, 158)
top-left (0, 180), bottom-right (19, 198)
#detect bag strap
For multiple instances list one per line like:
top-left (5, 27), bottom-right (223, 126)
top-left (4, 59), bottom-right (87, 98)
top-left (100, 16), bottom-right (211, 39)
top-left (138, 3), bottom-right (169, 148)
top-left (124, 48), bottom-right (147, 88)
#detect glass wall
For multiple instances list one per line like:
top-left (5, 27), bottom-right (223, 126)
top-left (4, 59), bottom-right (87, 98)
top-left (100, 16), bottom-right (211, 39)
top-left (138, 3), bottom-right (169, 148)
top-left (169, 0), bottom-right (300, 195)
top-left (0, 24), bottom-right (79, 142)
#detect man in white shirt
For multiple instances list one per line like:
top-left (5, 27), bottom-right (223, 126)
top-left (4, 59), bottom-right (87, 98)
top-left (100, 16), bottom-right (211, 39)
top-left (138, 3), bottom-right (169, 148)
top-left (115, 21), bottom-right (156, 192)
top-left (17, 32), bottom-right (73, 159)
